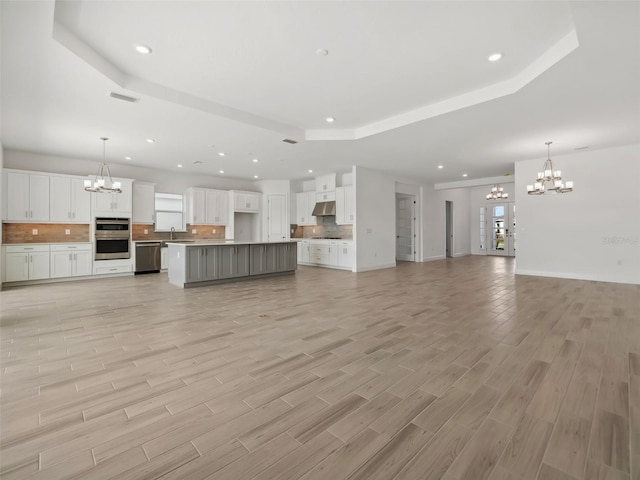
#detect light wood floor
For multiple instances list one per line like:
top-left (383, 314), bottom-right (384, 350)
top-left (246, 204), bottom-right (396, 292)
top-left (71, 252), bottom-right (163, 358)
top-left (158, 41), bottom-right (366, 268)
top-left (1, 256), bottom-right (638, 480)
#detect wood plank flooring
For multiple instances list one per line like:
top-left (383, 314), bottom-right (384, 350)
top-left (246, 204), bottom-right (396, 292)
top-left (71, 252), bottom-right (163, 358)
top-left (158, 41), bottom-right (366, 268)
top-left (1, 256), bottom-right (638, 480)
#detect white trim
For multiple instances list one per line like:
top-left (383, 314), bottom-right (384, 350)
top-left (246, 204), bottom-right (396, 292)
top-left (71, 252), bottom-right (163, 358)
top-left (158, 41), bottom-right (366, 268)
top-left (353, 262), bottom-right (396, 272)
top-left (515, 269), bottom-right (640, 286)
top-left (422, 255), bottom-right (446, 262)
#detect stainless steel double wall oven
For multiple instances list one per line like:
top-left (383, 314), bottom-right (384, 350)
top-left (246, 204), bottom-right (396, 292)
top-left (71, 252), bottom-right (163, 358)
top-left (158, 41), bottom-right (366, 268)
top-left (94, 217), bottom-right (130, 260)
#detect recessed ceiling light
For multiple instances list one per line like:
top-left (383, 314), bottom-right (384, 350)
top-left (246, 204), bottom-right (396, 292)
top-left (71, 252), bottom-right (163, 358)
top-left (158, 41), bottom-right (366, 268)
top-left (145, 138), bottom-right (155, 143)
top-left (219, 170), bottom-right (224, 174)
top-left (124, 156), bottom-right (132, 160)
top-left (488, 53), bottom-right (502, 62)
top-left (316, 48), bottom-right (329, 56)
top-left (177, 164), bottom-right (183, 168)
top-left (325, 117), bottom-right (335, 123)
top-left (218, 152), bottom-right (225, 157)
top-left (252, 158), bottom-right (259, 163)
top-left (135, 45), bottom-right (152, 55)
top-left (437, 165), bottom-right (444, 169)
top-left (308, 169), bottom-right (313, 173)
top-left (462, 173), bottom-right (468, 177)
top-left (253, 175), bottom-right (259, 179)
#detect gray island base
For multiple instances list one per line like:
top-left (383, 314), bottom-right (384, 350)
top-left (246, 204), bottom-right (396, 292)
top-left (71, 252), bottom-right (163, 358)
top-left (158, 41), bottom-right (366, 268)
top-left (167, 241), bottom-right (297, 288)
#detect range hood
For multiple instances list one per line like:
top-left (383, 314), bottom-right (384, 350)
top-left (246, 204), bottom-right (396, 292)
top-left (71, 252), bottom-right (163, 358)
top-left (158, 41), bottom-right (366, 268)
top-left (312, 201), bottom-right (336, 216)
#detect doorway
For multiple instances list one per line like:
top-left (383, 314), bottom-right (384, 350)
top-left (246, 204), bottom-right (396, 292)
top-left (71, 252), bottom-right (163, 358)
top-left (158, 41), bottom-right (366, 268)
top-left (487, 202), bottom-right (516, 256)
top-left (445, 201), bottom-right (454, 258)
top-left (396, 194), bottom-right (416, 261)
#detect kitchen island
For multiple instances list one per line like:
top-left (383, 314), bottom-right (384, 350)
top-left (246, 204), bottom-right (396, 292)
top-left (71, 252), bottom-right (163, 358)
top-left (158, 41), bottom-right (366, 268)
top-left (167, 240), bottom-right (297, 288)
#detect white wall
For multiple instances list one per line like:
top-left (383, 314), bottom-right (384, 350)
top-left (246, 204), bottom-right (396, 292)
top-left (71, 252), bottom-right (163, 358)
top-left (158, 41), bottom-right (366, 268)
top-left (354, 166), bottom-right (396, 271)
top-left (3, 149), bottom-right (257, 193)
top-left (515, 143), bottom-right (640, 285)
top-left (421, 187), bottom-right (471, 260)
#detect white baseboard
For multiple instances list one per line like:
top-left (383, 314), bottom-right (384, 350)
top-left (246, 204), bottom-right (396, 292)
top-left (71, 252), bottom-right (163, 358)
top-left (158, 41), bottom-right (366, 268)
top-left (516, 269), bottom-right (640, 285)
top-left (354, 262), bottom-right (397, 272)
top-left (422, 255), bottom-right (445, 262)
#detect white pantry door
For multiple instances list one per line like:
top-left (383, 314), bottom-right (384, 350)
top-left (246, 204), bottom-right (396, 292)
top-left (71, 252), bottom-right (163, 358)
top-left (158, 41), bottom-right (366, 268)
top-left (266, 194), bottom-right (288, 242)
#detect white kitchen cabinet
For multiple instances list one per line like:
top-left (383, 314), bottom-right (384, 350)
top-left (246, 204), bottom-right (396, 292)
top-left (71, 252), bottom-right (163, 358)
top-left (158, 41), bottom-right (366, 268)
top-left (4, 171), bottom-right (50, 222)
top-left (233, 191), bottom-right (260, 213)
top-left (336, 185), bottom-right (355, 225)
top-left (338, 241), bottom-right (354, 269)
top-left (315, 174), bottom-right (336, 194)
top-left (161, 247), bottom-right (168, 270)
top-left (316, 191), bottom-right (336, 202)
top-left (328, 240), bottom-right (339, 266)
top-left (132, 182), bottom-right (156, 224)
top-left (297, 240), bottom-right (310, 263)
top-left (205, 189), bottom-right (228, 224)
top-left (92, 179), bottom-right (133, 216)
top-left (295, 191), bottom-right (316, 225)
top-left (50, 176), bottom-right (91, 223)
top-left (4, 244), bottom-right (50, 282)
top-left (308, 242), bottom-right (330, 265)
top-left (186, 188), bottom-right (228, 225)
top-left (50, 244), bottom-right (92, 278)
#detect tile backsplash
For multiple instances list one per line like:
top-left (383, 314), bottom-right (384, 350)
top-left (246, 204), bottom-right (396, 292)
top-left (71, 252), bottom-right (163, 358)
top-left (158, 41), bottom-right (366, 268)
top-left (2, 223), bottom-right (90, 244)
top-left (132, 224), bottom-right (225, 241)
top-left (291, 217), bottom-right (353, 239)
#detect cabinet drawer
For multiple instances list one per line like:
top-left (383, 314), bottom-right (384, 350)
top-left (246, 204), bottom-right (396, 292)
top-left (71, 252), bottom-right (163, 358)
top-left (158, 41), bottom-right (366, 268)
top-left (50, 243), bottom-right (91, 252)
top-left (94, 264), bottom-right (132, 275)
top-left (6, 245), bottom-right (50, 253)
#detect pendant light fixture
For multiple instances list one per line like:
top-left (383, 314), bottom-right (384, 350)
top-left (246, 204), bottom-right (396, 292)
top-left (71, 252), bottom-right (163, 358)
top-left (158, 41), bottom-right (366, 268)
top-left (486, 184), bottom-right (508, 200)
top-left (526, 141), bottom-right (573, 195)
top-left (84, 137), bottom-right (122, 193)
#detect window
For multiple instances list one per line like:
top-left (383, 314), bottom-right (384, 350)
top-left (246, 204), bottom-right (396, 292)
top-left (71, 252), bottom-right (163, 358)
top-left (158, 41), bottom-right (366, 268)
top-left (155, 193), bottom-right (184, 231)
top-left (479, 207), bottom-right (486, 250)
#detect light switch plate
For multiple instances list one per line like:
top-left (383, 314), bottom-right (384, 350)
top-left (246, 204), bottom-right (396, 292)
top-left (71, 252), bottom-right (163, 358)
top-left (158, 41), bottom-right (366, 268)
top-left (144, 229), bottom-right (148, 234)
top-left (192, 229), bottom-right (197, 234)
top-left (65, 229), bottom-right (70, 235)
top-left (212, 229), bottom-right (216, 234)
top-left (32, 229), bottom-right (38, 235)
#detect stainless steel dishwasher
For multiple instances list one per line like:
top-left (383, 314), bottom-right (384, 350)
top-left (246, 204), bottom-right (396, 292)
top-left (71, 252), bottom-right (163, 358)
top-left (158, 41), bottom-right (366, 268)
top-left (135, 242), bottom-right (161, 274)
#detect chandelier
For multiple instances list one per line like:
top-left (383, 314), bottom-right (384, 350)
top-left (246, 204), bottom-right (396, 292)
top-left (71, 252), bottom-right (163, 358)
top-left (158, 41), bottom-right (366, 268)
top-left (84, 137), bottom-right (122, 194)
top-left (486, 184), bottom-right (508, 200)
top-left (526, 141), bottom-right (573, 195)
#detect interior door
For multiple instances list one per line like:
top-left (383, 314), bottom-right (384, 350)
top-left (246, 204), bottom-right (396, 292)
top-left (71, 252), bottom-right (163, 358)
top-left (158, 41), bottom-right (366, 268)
top-left (488, 202), bottom-right (516, 256)
top-left (396, 194), bottom-right (415, 261)
top-left (446, 201), bottom-right (453, 258)
top-left (266, 194), bottom-right (288, 242)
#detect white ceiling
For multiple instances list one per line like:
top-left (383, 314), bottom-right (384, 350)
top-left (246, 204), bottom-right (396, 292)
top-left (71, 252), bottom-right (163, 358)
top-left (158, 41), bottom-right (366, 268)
top-left (1, 1), bottom-right (639, 184)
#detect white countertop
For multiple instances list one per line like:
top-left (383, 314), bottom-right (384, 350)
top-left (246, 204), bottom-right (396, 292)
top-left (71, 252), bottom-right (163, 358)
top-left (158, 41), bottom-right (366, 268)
top-left (166, 240), bottom-right (298, 246)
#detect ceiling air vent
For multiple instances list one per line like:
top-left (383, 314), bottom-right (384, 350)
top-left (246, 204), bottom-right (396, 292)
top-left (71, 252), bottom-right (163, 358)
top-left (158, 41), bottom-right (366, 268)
top-left (109, 91), bottom-right (139, 103)
top-left (282, 138), bottom-right (298, 144)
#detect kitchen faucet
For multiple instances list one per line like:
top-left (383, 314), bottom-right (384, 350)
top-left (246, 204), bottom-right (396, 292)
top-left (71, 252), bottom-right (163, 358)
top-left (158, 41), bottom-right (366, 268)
top-left (170, 227), bottom-right (175, 240)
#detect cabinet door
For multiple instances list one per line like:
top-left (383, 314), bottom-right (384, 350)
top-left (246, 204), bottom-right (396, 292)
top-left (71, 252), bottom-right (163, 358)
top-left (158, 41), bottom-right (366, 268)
top-left (50, 176), bottom-right (72, 222)
top-left (73, 251), bottom-right (92, 276)
top-left (338, 245), bottom-right (353, 269)
top-left (278, 244), bottom-right (296, 271)
top-left (133, 183), bottom-right (155, 224)
top-left (186, 248), bottom-right (205, 282)
top-left (219, 246), bottom-right (237, 278)
top-left (6, 172), bottom-right (30, 221)
top-left (344, 185), bottom-right (354, 223)
top-left (204, 190), bottom-right (219, 224)
top-left (204, 247), bottom-right (218, 280)
top-left (29, 251), bottom-right (50, 280)
top-left (301, 242), bottom-right (310, 263)
top-left (112, 181), bottom-right (133, 214)
top-left (296, 193), bottom-right (307, 224)
top-left (187, 189), bottom-right (206, 224)
top-left (306, 191), bottom-right (317, 225)
top-left (50, 251), bottom-right (72, 278)
top-left (215, 190), bottom-right (229, 225)
top-left (161, 247), bottom-right (168, 270)
top-left (71, 178), bottom-right (91, 222)
top-left (29, 174), bottom-right (50, 221)
top-left (235, 245), bottom-right (250, 277)
top-left (93, 191), bottom-right (113, 212)
top-left (335, 187), bottom-right (345, 225)
top-left (5, 253), bottom-right (29, 281)
top-left (328, 243), bottom-right (338, 266)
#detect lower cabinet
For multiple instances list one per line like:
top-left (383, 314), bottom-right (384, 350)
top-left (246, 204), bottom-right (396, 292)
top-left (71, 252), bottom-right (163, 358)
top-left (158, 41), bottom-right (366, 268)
top-left (297, 240), bottom-right (310, 264)
top-left (338, 242), bottom-right (354, 269)
top-left (250, 244), bottom-right (278, 275)
top-left (4, 245), bottom-right (50, 282)
top-left (186, 246), bottom-right (218, 282)
top-left (50, 244), bottom-right (92, 278)
top-left (278, 243), bottom-right (297, 272)
top-left (219, 245), bottom-right (250, 279)
top-left (161, 247), bottom-right (168, 270)
top-left (298, 239), bottom-right (353, 270)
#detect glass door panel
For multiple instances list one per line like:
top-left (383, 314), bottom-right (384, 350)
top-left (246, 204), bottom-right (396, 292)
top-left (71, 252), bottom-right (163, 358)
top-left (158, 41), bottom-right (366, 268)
top-left (487, 203), bottom-right (515, 257)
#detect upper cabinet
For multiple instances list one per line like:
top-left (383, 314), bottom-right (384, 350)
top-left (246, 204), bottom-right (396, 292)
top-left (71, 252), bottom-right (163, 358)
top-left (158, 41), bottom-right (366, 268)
top-left (50, 176), bottom-right (91, 223)
top-left (315, 174), bottom-right (336, 193)
top-left (132, 182), bottom-right (156, 224)
top-left (295, 191), bottom-right (316, 225)
top-left (4, 170), bottom-right (50, 222)
top-left (186, 187), bottom-right (229, 225)
top-left (336, 185), bottom-right (354, 225)
top-left (91, 179), bottom-right (133, 216)
top-left (233, 191), bottom-right (260, 213)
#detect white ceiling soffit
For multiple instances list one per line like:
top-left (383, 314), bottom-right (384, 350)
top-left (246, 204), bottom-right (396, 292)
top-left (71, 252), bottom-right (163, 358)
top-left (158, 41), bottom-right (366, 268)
top-left (51, 1), bottom-right (578, 142)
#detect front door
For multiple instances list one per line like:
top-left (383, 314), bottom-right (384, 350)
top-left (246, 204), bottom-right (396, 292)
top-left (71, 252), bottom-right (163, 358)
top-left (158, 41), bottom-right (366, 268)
top-left (488, 203), bottom-right (516, 256)
top-left (396, 194), bottom-right (415, 261)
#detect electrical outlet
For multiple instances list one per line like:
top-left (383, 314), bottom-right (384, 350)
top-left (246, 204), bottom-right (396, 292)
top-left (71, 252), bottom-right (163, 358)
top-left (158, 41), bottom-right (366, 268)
top-left (32, 229), bottom-right (38, 235)
top-left (192, 229), bottom-right (197, 234)
top-left (65, 229), bottom-right (71, 235)
top-left (312, 228), bottom-right (316, 233)
top-left (212, 229), bottom-right (216, 234)
top-left (144, 229), bottom-right (148, 234)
